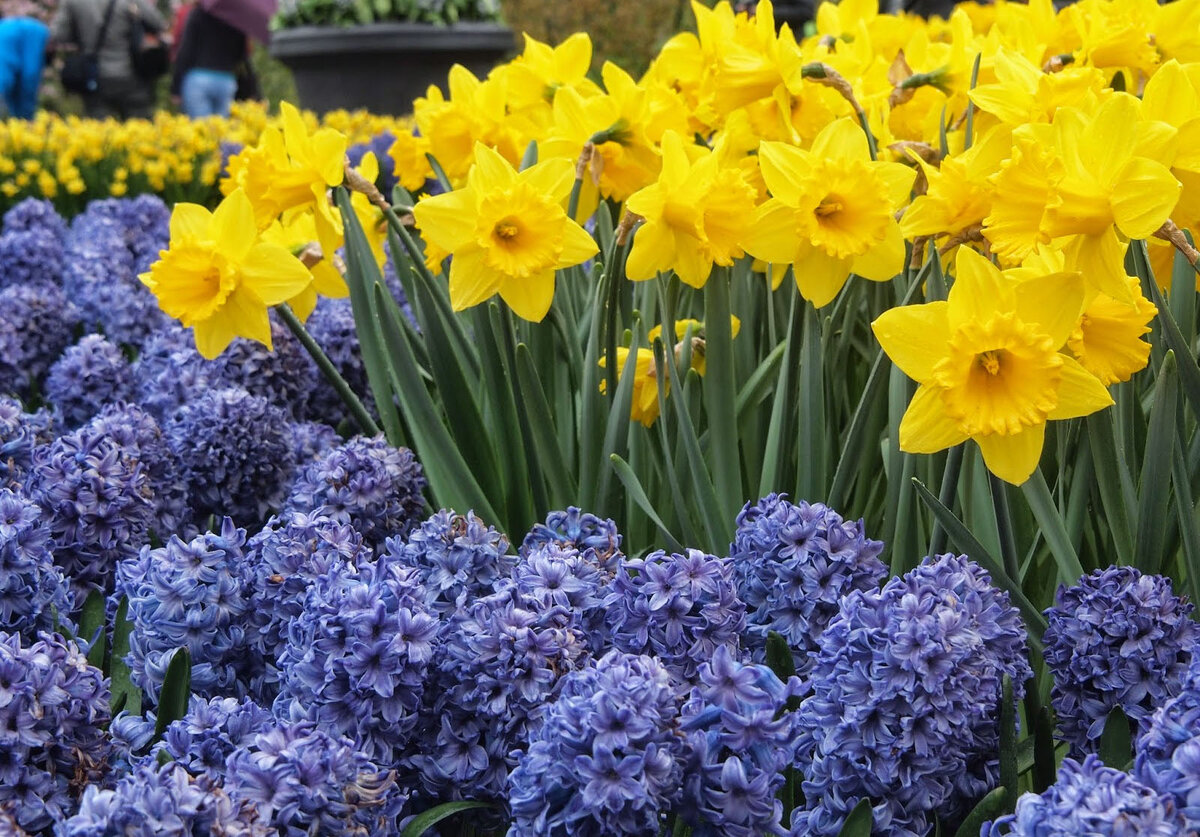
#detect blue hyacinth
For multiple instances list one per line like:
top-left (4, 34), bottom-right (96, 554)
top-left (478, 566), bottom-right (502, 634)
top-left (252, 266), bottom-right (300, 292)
top-left (1135, 668), bottom-right (1200, 832)
top-left (305, 297), bottom-right (377, 430)
top-left (44, 335), bottom-right (135, 430)
top-left (0, 396), bottom-right (53, 488)
top-left (513, 541), bottom-right (611, 649)
top-left (288, 436), bottom-right (426, 547)
top-left (520, 507), bottom-right (623, 569)
top-left (605, 547), bottom-right (746, 684)
top-left (117, 518), bottom-right (261, 702)
top-left (158, 696), bottom-right (273, 779)
top-left (0, 631), bottom-right (110, 833)
top-left (167, 387), bottom-right (295, 527)
top-left (274, 555), bottom-right (440, 766)
top-left (984, 755), bottom-right (1188, 837)
top-left (1044, 566), bottom-right (1198, 755)
top-left (0, 488), bottom-right (72, 639)
top-left (242, 511), bottom-right (373, 699)
top-left (680, 645), bottom-right (803, 837)
top-left (0, 281), bottom-right (79, 394)
top-left (289, 420), bottom-right (342, 469)
top-left (506, 650), bottom-right (685, 837)
top-left (133, 325), bottom-right (227, 423)
top-left (790, 553), bottom-right (1031, 837)
top-left (3, 197), bottom-right (68, 239)
top-left (730, 493), bottom-right (886, 673)
top-left (60, 762), bottom-right (268, 837)
top-left (0, 227), bottom-right (63, 287)
top-left (380, 509), bottom-right (512, 614)
top-left (24, 413), bottom-right (157, 597)
top-left (212, 320), bottom-right (317, 420)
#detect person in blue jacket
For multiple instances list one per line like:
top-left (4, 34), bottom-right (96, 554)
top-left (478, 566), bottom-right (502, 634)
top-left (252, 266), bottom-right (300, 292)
top-left (0, 17), bottom-right (51, 119)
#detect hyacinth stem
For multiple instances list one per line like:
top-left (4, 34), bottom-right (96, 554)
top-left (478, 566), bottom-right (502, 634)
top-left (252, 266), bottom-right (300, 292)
top-left (275, 303), bottom-right (381, 437)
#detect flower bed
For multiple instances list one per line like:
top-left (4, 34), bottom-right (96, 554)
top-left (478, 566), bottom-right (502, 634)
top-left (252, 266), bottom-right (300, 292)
top-left (4, 0), bottom-right (1200, 835)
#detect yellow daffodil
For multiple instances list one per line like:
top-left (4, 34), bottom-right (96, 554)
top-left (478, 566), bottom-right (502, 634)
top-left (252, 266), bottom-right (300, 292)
top-left (900, 125), bottom-right (1010, 245)
top-left (260, 207), bottom-right (349, 322)
top-left (625, 131), bottom-right (757, 288)
top-left (412, 143), bottom-right (597, 322)
top-left (388, 128), bottom-right (434, 193)
top-left (742, 118), bottom-right (914, 307)
top-left (871, 247), bottom-right (1113, 485)
top-left (140, 189), bottom-right (313, 359)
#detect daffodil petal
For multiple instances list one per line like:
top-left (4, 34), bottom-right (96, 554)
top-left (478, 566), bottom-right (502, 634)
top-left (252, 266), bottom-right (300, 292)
top-left (556, 218), bottom-right (600, 268)
top-left (1111, 157), bottom-right (1181, 240)
top-left (742, 200), bottom-right (801, 265)
top-left (949, 247), bottom-right (1013, 328)
top-left (975, 424), bottom-right (1046, 486)
top-left (522, 157), bottom-right (576, 205)
top-left (413, 188), bottom-right (477, 252)
top-left (169, 203), bottom-right (213, 242)
top-left (1013, 271), bottom-right (1085, 349)
top-left (757, 141), bottom-right (811, 205)
top-left (626, 220), bottom-right (676, 281)
top-left (810, 118), bottom-right (869, 164)
top-left (211, 190), bottom-right (258, 260)
top-left (240, 243), bottom-right (315, 306)
top-left (498, 268), bottom-right (556, 322)
top-left (795, 249), bottom-right (851, 308)
top-left (898, 383), bottom-right (969, 454)
top-left (469, 143), bottom-right (516, 190)
top-left (1065, 229), bottom-right (1134, 303)
top-left (872, 300), bottom-right (951, 382)
top-left (1048, 355), bottom-right (1114, 420)
top-left (448, 246), bottom-right (501, 311)
top-left (851, 220), bottom-right (905, 282)
top-left (192, 313), bottom-right (238, 360)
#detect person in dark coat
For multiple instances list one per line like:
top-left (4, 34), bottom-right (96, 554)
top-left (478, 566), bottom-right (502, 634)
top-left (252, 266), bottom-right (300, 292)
top-left (171, 5), bottom-right (246, 118)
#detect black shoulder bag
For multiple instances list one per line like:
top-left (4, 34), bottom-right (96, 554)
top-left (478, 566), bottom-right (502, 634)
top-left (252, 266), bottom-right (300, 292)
top-left (60, 0), bottom-right (119, 95)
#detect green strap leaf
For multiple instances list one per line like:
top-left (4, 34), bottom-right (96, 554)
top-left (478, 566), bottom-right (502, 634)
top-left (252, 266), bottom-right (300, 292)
top-left (1136, 351), bottom-right (1178, 574)
top-left (1141, 243), bottom-right (1200, 421)
top-left (952, 787), bottom-right (1008, 837)
top-left (999, 676), bottom-right (1018, 813)
top-left (1099, 706), bottom-right (1133, 771)
top-left (515, 343), bottom-right (577, 507)
top-left (79, 590), bottom-right (107, 670)
top-left (1086, 412), bottom-right (1136, 566)
top-left (1021, 468), bottom-right (1085, 585)
top-left (704, 268), bottom-right (743, 525)
top-left (837, 798), bottom-right (874, 837)
top-left (400, 801), bottom-right (492, 837)
top-left (765, 630), bottom-right (797, 683)
top-left (110, 597), bottom-right (140, 716)
top-left (608, 454), bottom-right (684, 552)
top-left (152, 647), bottom-right (192, 743)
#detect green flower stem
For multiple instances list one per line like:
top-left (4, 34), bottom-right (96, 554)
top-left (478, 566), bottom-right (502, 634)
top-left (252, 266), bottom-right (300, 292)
top-left (276, 303), bottom-right (380, 436)
top-left (928, 444), bottom-right (964, 556)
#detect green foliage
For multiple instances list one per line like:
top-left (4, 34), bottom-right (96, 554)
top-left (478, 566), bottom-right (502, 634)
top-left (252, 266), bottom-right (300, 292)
top-left (273, 0), bottom-right (501, 29)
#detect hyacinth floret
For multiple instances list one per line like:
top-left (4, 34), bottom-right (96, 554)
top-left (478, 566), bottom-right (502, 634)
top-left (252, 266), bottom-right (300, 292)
top-left (1135, 671), bottom-right (1200, 831)
top-left (605, 547), bottom-right (746, 684)
top-left (3, 197), bottom-right (68, 239)
top-left (24, 414), bottom-right (156, 596)
top-left (0, 488), bottom-right (72, 639)
top-left (0, 228), bottom-right (63, 287)
top-left (984, 755), bottom-right (1188, 837)
top-left (133, 325), bottom-right (227, 423)
top-left (680, 645), bottom-right (803, 837)
top-left (158, 696), bottom-right (273, 778)
top-left (88, 403), bottom-right (190, 537)
top-left (117, 518), bottom-right (261, 702)
top-left (0, 631), bottom-right (110, 833)
top-left (224, 719), bottom-right (406, 835)
top-left (730, 493), bottom-right (886, 673)
top-left (506, 650), bottom-right (685, 837)
top-left (513, 541), bottom-right (610, 647)
top-left (243, 511), bottom-right (372, 696)
top-left (60, 762), bottom-right (268, 837)
top-left (415, 584), bottom-right (591, 801)
top-left (44, 336), bottom-right (135, 429)
top-left (520, 507), bottom-right (623, 568)
top-left (167, 387), bottom-right (294, 527)
top-left (287, 435), bottom-right (425, 547)
top-left (289, 420), bottom-right (342, 469)
top-left (0, 397), bottom-right (52, 489)
top-left (791, 553), bottom-right (1031, 837)
top-left (0, 281), bottom-right (78, 393)
top-left (213, 320), bottom-right (317, 420)
top-left (274, 556), bottom-right (440, 766)
top-left (381, 509), bottom-right (512, 614)
top-left (1044, 566), bottom-right (1198, 755)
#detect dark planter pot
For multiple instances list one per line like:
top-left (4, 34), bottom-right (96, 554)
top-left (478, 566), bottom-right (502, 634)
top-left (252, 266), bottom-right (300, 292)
top-left (270, 22), bottom-right (515, 116)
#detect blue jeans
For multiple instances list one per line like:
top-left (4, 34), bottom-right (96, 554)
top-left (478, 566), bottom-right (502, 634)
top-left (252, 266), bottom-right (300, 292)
top-left (181, 69), bottom-right (237, 118)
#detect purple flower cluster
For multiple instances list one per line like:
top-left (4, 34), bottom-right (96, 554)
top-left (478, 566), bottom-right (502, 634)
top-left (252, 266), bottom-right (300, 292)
top-left (513, 542), bottom-right (611, 649)
top-left (0, 227), bottom-right (62, 287)
top-left (274, 556), bottom-right (440, 766)
top-left (520, 506), bottom-right (622, 568)
top-left (61, 762), bottom-right (268, 837)
top-left (507, 650), bottom-right (685, 836)
top-left (0, 488), bottom-right (72, 638)
top-left (288, 436), bottom-right (426, 547)
top-left (167, 387), bottom-right (294, 527)
top-left (380, 509), bottom-right (512, 613)
top-left (212, 321), bottom-right (317, 420)
top-left (0, 281), bottom-right (78, 394)
top-left (24, 411), bottom-right (157, 596)
top-left (790, 553), bottom-right (1031, 837)
top-left (44, 335), bottom-right (135, 429)
top-left (3, 197), bottom-right (68, 240)
top-left (680, 646), bottom-right (802, 837)
top-left (159, 696), bottom-right (273, 778)
top-left (305, 297), bottom-right (376, 430)
top-left (1044, 566), bottom-right (1198, 755)
top-left (117, 518), bottom-right (260, 702)
top-left (0, 631), bottom-right (110, 833)
top-left (984, 755), bottom-right (1187, 837)
top-left (0, 396), bottom-right (52, 488)
top-left (605, 548), bottom-right (745, 684)
top-left (1135, 669), bottom-right (1200, 831)
top-left (730, 493), bottom-right (885, 673)
top-left (242, 511), bottom-right (373, 698)
top-left (132, 325), bottom-right (225, 423)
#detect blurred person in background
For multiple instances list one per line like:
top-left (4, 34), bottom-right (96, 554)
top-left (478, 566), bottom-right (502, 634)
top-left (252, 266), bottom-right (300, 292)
top-left (171, 4), bottom-right (247, 118)
top-left (52, 0), bottom-right (165, 119)
top-left (0, 15), bottom-right (50, 118)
